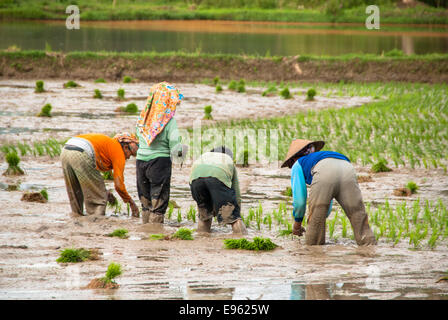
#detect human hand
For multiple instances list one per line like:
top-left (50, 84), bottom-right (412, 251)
top-left (293, 221), bottom-right (305, 236)
top-left (129, 200), bottom-right (140, 218)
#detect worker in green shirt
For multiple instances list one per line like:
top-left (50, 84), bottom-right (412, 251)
top-left (189, 146), bottom-right (247, 234)
top-left (135, 82), bottom-right (184, 224)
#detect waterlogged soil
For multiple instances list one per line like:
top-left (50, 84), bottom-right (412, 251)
top-left (0, 80), bottom-right (372, 144)
top-left (0, 80), bottom-right (448, 300)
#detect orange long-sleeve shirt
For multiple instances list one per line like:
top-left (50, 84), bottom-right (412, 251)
top-left (77, 133), bottom-right (132, 203)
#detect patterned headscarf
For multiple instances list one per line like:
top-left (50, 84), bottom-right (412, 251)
top-left (113, 132), bottom-right (139, 145)
top-left (136, 82), bottom-right (183, 146)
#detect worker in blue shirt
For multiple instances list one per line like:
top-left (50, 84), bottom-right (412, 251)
top-left (281, 139), bottom-right (376, 246)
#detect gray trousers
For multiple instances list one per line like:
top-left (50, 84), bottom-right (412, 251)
top-left (306, 158), bottom-right (376, 246)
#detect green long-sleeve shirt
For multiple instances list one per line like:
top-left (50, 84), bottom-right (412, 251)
top-left (189, 152), bottom-right (241, 205)
top-left (136, 118), bottom-right (181, 161)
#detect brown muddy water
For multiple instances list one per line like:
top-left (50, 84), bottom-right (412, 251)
top-left (1, 20), bottom-right (448, 56)
top-left (0, 80), bottom-right (447, 300)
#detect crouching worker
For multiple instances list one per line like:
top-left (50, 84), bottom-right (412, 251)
top-left (189, 146), bottom-right (247, 234)
top-left (282, 139), bottom-right (376, 246)
top-left (61, 132), bottom-right (140, 217)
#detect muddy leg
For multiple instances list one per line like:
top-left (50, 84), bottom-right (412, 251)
top-left (61, 152), bottom-right (84, 215)
top-left (336, 174), bottom-right (376, 246)
top-left (231, 219), bottom-right (247, 235)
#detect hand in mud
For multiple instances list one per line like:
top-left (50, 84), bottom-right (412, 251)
top-left (129, 200), bottom-right (140, 218)
top-left (292, 221), bottom-right (305, 237)
top-left (106, 190), bottom-right (117, 205)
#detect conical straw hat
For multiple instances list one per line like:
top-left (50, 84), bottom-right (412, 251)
top-left (281, 139), bottom-right (325, 168)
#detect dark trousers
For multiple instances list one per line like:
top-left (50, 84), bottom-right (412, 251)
top-left (136, 157), bottom-right (172, 216)
top-left (190, 177), bottom-right (241, 224)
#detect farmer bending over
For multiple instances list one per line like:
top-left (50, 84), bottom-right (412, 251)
top-left (61, 132), bottom-right (140, 217)
top-left (135, 82), bottom-right (185, 224)
top-left (190, 146), bottom-right (247, 234)
top-left (282, 139), bottom-right (376, 246)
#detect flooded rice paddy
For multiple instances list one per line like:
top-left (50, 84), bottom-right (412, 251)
top-left (0, 80), bottom-right (447, 300)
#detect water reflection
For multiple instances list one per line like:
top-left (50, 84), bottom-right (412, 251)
top-left (0, 20), bottom-right (447, 56)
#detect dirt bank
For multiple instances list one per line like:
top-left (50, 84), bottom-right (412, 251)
top-left (1, 51), bottom-right (448, 84)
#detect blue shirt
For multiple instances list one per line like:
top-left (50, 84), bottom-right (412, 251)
top-left (291, 151), bottom-right (349, 222)
top-left (298, 151), bottom-right (350, 185)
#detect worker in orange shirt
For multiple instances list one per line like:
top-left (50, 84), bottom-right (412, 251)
top-left (60, 132), bottom-right (140, 217)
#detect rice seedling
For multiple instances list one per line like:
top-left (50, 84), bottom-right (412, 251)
top-left (371, 159), bottom-right (392, 173)
top-left (237, 79), bottom-right (246, 93)
top-left (63, 80), bottom-right (79, 88)
top-left (203, 105), bottom-right (213, 120)
top-left (95, 78), bottom-right (106, 83)
top-left (255, 202), bottom-right (263, 230)
top-left (102, 171), bottom-right (113, 180)
top-left (123, 75), bottom-right (132, 83)
top-left (167, 201), bottom-right (174, 220)
top-left (117, 88), bottom-right (125, 100)
top-left (40, 189), bottom-right (48, 201)
top-left (278, 222), bottom-right (293, 237)
top-left (215, 85), bottom-right (223, 93)
top-left (223, 237), bottom-right (278, 251)
top-left (177, 208), bottom-right (182, 223)
top-left (406, 181), bottom-right (419, 194)
top-left (328, 211), bottom-right (338, 239)
top-left (262, 85), bottom-right (277, 97)
top-left (282, 186), bottom-right (292, 197)
top-left (213, 76), bottom-right (220, 85)
top-left (149, 233), bottom-right (168, 240)
top-left (93, 89), bottom-right (103, 99)
top-left (172, 228), bottom-right (194, 240)
top-left (34, 80), bottom-right (45, 93)
top-left (107, 228), bottom-right (129, 239)
top-left (102, 262), bottom-right (122, 284)
top-left (228, 80), bottom-right (237, 91)
top-left (306, 88), bottom-right (317, 101)
top-left (263, 213), bottom-right (272, 230)
top-left (3, 152), bottom-right (24, 176)
top-left (56, 248), bottom-right (91, 263)
top-left (187, 205), bottom-right (197, 223)
top-left (38, 103), bottom-right (52, 117)
top-left (279, 87), bottom-right (292, 99)
top-left (107, 198), bottom-right (122, 215)
top-left (124, 103), bottom-right (138, 114)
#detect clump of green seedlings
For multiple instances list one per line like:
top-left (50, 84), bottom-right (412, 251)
top-left (172, 228), bottom-right (194, 240)
top-left (282, 186), bottom-right (292, 197)
top-left (35, 80), bottom-right (45, 93)
top-left (88, 262), bottom-right (122, 289)
top-left (124, 103), bottom-right (138, 113)
top-left (107, 197), bottom-right (122, 215)
top-left (40, 188), bottom-right (48, 201)
top-left (56, 248), bottom-right (92, 263)
top-left (177, 208), bottom-right (182, 223)
top-left (107, 228), bottom-right (129, 239)
top-left (278, 222), bottom-right (293, 237)
top-left (93, 89), bottom-right (103, 99)
top-left (394, 181), bottom-right (419, 197)
top-left (279, 87), bottom-right (292, 99)
top-left (3, 152), bottom-right (24, 176)
top-left (213, 76), bottom-right (220, 85)
top-left (63, 80), bottom-right (79, 88)
top-left (149, 233), bottom-right (169, 240)
top-left (203, 105), bottom-right (213, 120)
top-left (406, 181), bottom-right (419, 194)
top-left (306, 88), bottom-right (317, 101)
top-left (223, 237), bottom-right (278, 251)
top-left (228, 80), bottom-right (237, 91)
top-left (102, 171), bottom-right (113, 180)
top-left (123, 76), bottom-right (133, 83)
top-left (117, 88), bottom-right (125, 100)
top-left (371, 159), bottom-right (392, 173)
top-left (38, 103), bottom-right (52, 117)
top-left (237, 79), bottom-right (246, 93)
top-left (262, 85), bottom-right (277, 97)
top-left (95, 78), bottom-right (106, 83)
top-left (215, 85), bottom-right (223, 93)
